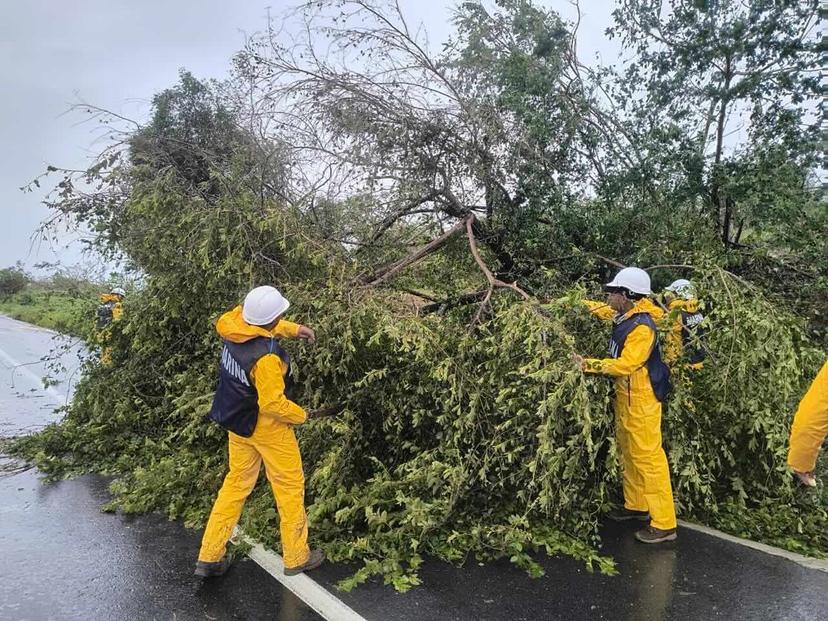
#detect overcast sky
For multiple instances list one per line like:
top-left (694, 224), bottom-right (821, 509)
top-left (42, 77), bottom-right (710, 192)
top-left (0, 0), bottom-right (617, 272)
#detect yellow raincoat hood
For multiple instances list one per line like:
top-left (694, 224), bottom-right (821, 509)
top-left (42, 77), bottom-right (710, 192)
top-left (216, 306), bottom-right (297, 343)
top-left (622, 297), bottom-right (665, 322)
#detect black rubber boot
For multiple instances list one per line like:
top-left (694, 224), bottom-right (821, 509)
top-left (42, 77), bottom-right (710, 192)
top-left (284, 549), bottom-right (325, 576)
top-left (194, 555), bottom-right (232, 578)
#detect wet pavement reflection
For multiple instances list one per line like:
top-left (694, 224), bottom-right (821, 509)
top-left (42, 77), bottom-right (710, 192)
top-left (310, 519), bottom-right (827, 621)
top-left (0, 315), bottom-right (83, 436)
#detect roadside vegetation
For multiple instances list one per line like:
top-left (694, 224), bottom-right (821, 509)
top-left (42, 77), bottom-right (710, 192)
top-left (0, 267), bottom-right (98, 336)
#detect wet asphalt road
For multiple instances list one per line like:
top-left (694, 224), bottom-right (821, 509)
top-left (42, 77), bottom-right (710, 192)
top-left (0, 463), bottom-right (322, 621)
top-left (0, 315), bottom-right (82, 436)
top-left (1, 313), bottom-right (827, 620)
top-left (312, 520), bottom-right (828, 621)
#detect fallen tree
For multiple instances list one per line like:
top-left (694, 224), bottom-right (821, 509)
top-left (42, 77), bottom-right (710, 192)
top-left (14, 196), bottom-right (826, 589)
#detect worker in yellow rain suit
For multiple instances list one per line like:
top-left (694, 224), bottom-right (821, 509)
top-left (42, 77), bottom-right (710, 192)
top-left (97, 287), bottom-right (125, 326)
top-left (96, 287), bottom-right (125, 366)
top-left (787, 361), bottom-right (828, 488)
top-left (195, 285), bottom-right (325, 579)
top-left (573, 267), bottom-right (677, 544)
top-left (662, 279), bottom-right (706, 369)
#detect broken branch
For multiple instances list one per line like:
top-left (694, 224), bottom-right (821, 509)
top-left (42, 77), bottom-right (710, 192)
top-left (359, 217), bottom-right (470, 287)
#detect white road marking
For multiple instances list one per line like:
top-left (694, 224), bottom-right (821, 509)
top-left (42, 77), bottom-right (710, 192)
top-left (678, 520), bottom-right (828, 573)
top-left (236, 530), bottom-right (368, 621)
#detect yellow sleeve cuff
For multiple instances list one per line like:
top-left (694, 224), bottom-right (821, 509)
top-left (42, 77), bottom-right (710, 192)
top-left (273, 320), bottom-right (301, 339)
top-left (583, 300), bottom-right (616, 321)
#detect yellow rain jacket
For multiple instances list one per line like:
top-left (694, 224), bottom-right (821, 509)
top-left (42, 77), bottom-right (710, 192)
top-left (665, 298), bottom-right (704, 369)
top-left (787, 361), bottom-right (828, 474)
top-left (105, 293), bottom-right (123, 322)
top-left (198, 306), bottom-right (311, 569)
top-left (583, 298), bottom-right (677, 530)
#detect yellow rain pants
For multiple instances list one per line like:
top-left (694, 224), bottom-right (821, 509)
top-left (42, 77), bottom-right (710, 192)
top-left (787, 361), bottom-right (828, 473)
top-left (198, 417), bottom-right (309, 567)
top-left (584, 299), bottom-right (677, 530)
top-left (198, 308), bottom-right (311, 569)
top-left (98, 293), bottom-right (123, 367)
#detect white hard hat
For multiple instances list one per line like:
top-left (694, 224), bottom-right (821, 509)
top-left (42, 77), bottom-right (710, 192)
top-left (242, 286), bottom-right (290, 326)
top-left (665, 278), bottom-right (694, 299)
top-left (110, 287), bottom-right (126, 297)
top-left (605, 267), bottom-right (652, 295)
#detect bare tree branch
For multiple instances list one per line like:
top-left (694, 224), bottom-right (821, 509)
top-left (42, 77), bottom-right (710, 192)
top-left (359, 216), bottom-right (470, 286)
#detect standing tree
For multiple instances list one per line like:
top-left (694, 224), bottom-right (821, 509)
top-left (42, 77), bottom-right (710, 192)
top-left (607, 0), bottom-right (820, 248)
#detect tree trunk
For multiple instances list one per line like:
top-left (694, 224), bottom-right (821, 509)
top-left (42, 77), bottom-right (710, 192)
top-left (722, 196), bottom-right (733, 246)
top-left (710, 53), bottom-right (733, 245)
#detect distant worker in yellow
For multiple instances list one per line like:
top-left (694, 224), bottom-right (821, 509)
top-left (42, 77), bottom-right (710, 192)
top-left (195, 285), bottom-right (324, 578)
top-left (96, 286), bottom-right (125, 365)
top-left (787, 361), bottom-right (828, 488)
top-left (96, 286), bottom-right (125, 328)
top-left (662, 279), bottom-right (706, 369)
top-left (573, 267), bottom-right (677, 544)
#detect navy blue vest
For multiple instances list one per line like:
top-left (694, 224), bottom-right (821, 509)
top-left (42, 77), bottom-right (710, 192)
top-left (680, 310), bottom-right (707, 364)
top-left (610, 313), bottom-right (672, 402)
top-left (208, 336), bottom-right (295, 437)
top-left (96, 300), bottom-right (117, 329)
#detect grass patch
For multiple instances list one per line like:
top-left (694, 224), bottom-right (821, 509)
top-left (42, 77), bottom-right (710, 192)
top-left (0, 285), bottom-right (97, 336)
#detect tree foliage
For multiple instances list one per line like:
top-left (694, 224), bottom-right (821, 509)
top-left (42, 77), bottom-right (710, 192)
top-left (12, 0), bottom-right (826, 591)
top-left (602, 0), bottom-right (825, 338)
top-left (0, 264), bottom-right (30, 295)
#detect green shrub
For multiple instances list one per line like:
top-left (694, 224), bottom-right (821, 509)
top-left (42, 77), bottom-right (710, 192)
top-left (0, 266), bottom-right (30, 295)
